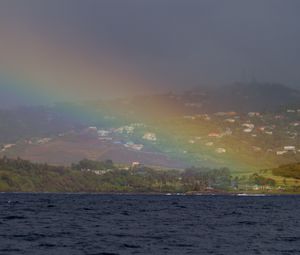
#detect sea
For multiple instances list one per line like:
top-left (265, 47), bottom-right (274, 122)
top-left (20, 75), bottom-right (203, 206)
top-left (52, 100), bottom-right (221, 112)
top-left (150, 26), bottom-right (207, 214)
top-left (0, 194), bottom-right (299, 255)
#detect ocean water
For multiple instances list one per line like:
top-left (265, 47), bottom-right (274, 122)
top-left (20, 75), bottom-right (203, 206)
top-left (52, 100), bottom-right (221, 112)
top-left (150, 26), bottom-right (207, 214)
top-left (0, 194), bottom-right (299, 255)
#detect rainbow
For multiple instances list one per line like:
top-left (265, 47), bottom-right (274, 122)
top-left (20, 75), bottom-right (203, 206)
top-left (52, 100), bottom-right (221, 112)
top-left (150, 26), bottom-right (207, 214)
top-left (1, 73), bottom-right (271, 172)
top-left (0, 17), bottom-right (276, 173)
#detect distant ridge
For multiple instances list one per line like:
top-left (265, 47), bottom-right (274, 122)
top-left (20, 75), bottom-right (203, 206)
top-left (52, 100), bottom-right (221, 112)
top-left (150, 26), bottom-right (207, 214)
top-left (187, 82), bottom-right (300, 113)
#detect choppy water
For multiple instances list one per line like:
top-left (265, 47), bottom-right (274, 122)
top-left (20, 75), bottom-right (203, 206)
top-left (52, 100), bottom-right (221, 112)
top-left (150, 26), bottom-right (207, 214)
top-left (0, 194), bottom-right (299, 255)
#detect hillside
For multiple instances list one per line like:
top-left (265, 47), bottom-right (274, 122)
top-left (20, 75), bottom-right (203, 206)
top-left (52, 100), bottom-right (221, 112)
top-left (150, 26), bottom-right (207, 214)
top-left (271, 163), bottom-right (300, 179)
top-left (0, 83), bottom-right (299, 172)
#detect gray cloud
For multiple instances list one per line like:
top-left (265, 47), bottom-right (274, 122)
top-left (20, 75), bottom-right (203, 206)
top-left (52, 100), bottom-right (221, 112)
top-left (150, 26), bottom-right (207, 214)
top-left (1, 0), bottom-right (300, 91)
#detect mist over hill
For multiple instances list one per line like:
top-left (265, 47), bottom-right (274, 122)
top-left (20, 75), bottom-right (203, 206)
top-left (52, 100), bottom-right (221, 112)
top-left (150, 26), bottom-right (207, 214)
top-left (202, 82), bottom-right (300, 113)
top-left (0, 82), bottom-right (299, 172)
top-left (1, 82), bottom-right (299, 112)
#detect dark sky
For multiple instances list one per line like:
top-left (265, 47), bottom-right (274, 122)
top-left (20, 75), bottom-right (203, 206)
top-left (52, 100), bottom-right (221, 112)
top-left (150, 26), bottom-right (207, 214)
top-left (0, 0), bottom-right (300, 102)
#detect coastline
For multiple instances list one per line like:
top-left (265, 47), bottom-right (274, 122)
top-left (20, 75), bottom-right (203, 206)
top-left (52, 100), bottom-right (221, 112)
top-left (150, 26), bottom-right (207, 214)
top-left (1, 191), bottom-right (299, 196)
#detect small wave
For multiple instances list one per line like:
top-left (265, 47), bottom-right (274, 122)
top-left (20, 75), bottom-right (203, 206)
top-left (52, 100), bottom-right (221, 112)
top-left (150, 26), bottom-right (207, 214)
top-left (3, 215), bottom-right (26, 220)
top-left (121, 244), bottom-right (141, 249)
top-left (236, 193), bottom-right (267, 196)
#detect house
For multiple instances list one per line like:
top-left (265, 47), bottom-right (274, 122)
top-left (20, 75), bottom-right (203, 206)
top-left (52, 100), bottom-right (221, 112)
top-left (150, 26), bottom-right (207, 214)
top-left (215, 148), bottom-right (226, 153)
top-left (1, 144), bottom-right (15, 152)
top-left (287, 109), bottom-right (296, 113)
top-left (252, 146), bottom-right (261, 152)
top-left (208, 132), bottom-right (222, 138)
top-left (81, 168), bottom-right (111, 175)
top-left (143, 132), bottom-right (157, 141)
top-left (97, 130), bottom-right (111, 137)
top-left (196, 114), bottom-right (211, 121)
top-left (248, 112), bottom-right (260, 117)
top-left (284, 146), bottom-right (296, 152)
top-left (124, 142), bottom-right (144, 151)
top-left (224, 118), bottom-right (235, 123)
top-left (214, 112), bottom-right (227, 116)
top-left (37, 138), bottom-right (52, 144)
top-left (183, 115), bottom-right (196, 120)
top-left (98, 137), bottom-right (113, 141)
top-left (88, 126), bottom-right (97, 131)
top-left (116, 125), bottom-right (135, 134)
top-left (242, 123), bottom-right (254, 133)
top-left (290, 122), bottom-right (300, 127)
top-left (132, 144), bottom-right (144, 151)
top-left (276, 151), bottom-right (287, 155)
top-left (253, 185), bottom-right (260, 191)
top-left (275, 115), bottom-right (284, 120)
top-left (242, 123), bottom-right (255, 129)
top-left (226, 112), bottom-right (238, 116)
top-left (243, 128), bottom-right (253, 133)
top-left (258, 126), bottom-right (266, 131)
top-left (131, 161), bottom-right (141, 168)
top-left (205, 142), bottom-right (214, 146)
top-left (93, 170), bottom-right (112, 175)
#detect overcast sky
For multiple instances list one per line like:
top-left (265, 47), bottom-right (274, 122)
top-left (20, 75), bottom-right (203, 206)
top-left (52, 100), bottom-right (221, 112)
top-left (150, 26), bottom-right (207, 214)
top-left (0, 0), bottom-right (300, 104)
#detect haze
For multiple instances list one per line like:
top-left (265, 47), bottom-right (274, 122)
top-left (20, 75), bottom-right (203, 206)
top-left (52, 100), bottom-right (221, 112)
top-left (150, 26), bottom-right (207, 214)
top-left (0, 0), bottom-right (300, 105)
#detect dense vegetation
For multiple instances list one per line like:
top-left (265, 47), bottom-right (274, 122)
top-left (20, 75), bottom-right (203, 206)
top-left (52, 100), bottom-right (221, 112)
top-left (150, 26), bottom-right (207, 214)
top-left (0, 157), bottom-right (232, 193)
top-left (248, 173), bottom-right (276, 187)
top-left (1, 157), bottom-right (300, 193)
top-left (71, 159), bottom-right (116, 171)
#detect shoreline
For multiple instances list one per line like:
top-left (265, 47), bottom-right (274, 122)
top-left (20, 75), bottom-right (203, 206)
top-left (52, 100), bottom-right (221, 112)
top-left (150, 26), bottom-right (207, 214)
top-left (1, 191), bottom-right (299, 196)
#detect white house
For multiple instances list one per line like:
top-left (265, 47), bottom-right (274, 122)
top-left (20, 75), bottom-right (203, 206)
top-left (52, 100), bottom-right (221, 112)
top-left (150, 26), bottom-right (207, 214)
top-left (1, 144), bottom-right (16, 152)
top-left (284, 146), bottom-right (296, 152)
top-left (243, 128), bottom-right (253, 133)
top-left (215, 148), bottom-right (226, 153)
top-left (276, 151), bottom-right (287, 155)
top-left (143, 132), bottom-right (157, 141)
top-left (242, 123), bottom-right (255, 129)
top-left (248, 112), bottom-right (260, 117)
top-left (97, 130), bottom-right (111, 137)
top-left (224, 118), bottom-right (235, 123)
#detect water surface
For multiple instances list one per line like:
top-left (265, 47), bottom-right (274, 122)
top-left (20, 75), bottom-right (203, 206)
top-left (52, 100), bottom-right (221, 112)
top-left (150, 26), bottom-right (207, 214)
top-left (0, 194), bottom-right (299, 254)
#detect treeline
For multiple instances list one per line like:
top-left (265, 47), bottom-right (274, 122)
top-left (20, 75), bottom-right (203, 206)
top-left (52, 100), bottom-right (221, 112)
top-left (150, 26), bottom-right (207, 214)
top-left (0, 156), bottom-right (89, 192)
top-left (71, 159), bottom-right (116, 171)
top-left (0, 157), bottom-right (233, 193)
top-left (5, 157), bottom-right (300, 193)
top-left (0, 156), bottom-right (68, 173)
top-left (181, 167), bottom-right (231, 190)
top-left (248, 173), bottom-right (276, 187)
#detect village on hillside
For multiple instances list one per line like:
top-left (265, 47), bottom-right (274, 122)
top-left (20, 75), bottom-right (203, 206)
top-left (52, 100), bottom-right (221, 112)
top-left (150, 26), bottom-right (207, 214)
top-left (1, 106), bottom-right (299, 174)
